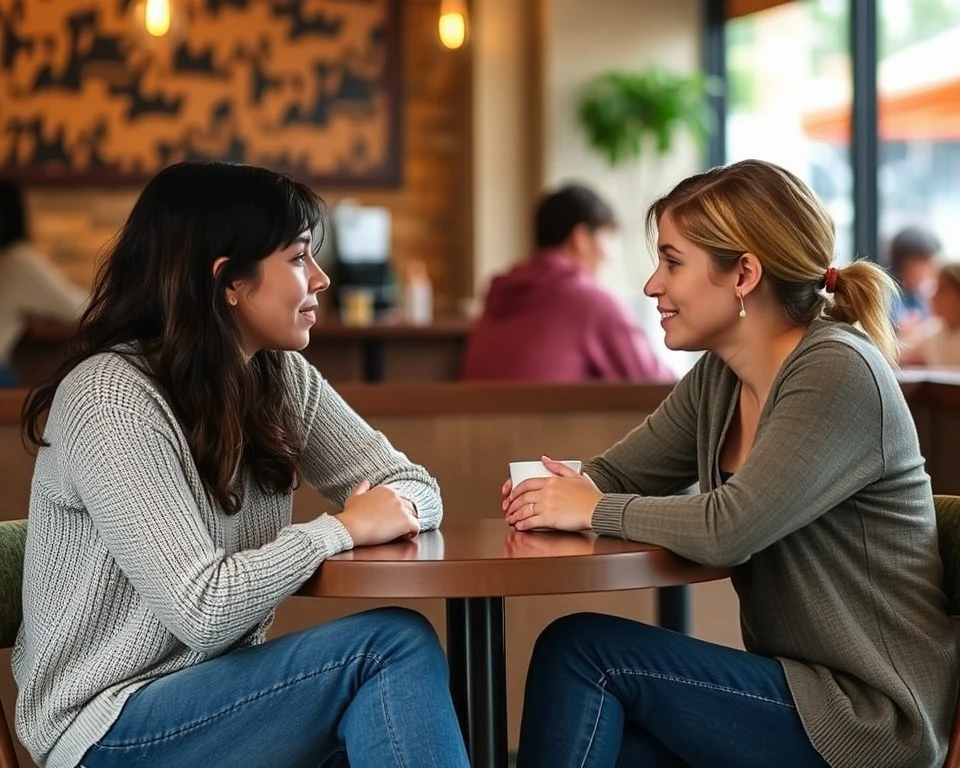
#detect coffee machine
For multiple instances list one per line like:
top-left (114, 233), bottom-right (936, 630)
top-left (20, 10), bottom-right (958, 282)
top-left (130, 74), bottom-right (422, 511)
top-left (329, 201), bottom-right (395, 322)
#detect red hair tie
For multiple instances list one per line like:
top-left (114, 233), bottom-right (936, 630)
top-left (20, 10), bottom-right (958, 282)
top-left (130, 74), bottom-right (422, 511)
top-left (824, 267), bottom-right (839, 294)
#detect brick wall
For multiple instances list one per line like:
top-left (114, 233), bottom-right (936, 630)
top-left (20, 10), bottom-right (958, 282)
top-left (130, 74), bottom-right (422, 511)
top-left (23, 0), bottom-right (473, 314)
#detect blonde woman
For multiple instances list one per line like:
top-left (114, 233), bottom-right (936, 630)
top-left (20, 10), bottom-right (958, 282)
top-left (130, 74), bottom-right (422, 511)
top-left (504, 160), bottom-right (958, 768)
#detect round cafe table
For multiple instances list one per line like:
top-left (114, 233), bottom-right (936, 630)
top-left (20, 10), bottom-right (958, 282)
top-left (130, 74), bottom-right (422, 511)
top-left (298, 519), bottom-right (731, 768)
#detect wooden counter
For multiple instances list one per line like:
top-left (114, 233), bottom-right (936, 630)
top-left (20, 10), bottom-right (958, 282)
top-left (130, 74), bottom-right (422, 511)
top-left (301, 316), bottom-right (472, 382)
top-left (13, 316), bottom-right (474, 385)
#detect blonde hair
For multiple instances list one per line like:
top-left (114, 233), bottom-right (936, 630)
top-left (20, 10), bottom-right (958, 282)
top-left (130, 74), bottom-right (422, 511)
top-left (646, 159), bottom-right (899, 366)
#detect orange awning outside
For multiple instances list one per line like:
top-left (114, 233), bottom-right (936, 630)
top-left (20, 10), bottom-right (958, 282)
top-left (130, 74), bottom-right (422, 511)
top-left (727, 2), bottom-right (960, 143)
top-left (802, 77), bottom-right (960, 143)
top-left (726, 0), bottom-right (792, 19)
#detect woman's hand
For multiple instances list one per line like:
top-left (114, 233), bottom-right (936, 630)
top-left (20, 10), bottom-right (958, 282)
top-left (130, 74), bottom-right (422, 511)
top-left (503, 456), bottom-right (602, 532)
top-left (335, 481), bottom-right (420, 547)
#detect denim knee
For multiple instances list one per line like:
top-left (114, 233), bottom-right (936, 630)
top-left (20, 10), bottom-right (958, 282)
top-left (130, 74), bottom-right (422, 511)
top-left (369, 606), bottom-right (436, 640)
top-left (532, 613), bottom-right (670, 670)
top-left (531, 612), bottom-right (608, 664)
top-left (362, 607), bottom-right (446, 664)
top-left (541, 611), bottom-right (610, 643)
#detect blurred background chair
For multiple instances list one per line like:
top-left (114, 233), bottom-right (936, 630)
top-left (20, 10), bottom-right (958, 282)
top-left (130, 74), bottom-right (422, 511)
top-left (935, 496), bottom-right (960, 768)
top-left (0, 520), bottom-right (26, 768)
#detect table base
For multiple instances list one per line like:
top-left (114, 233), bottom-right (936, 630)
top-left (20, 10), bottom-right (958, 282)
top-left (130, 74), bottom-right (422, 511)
top-left (657, 585), bottom-right (690, 633)
top-left (447, 597), bottom-right (508, 768)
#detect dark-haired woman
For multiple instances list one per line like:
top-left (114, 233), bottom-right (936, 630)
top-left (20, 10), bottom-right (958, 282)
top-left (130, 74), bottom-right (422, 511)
top-left (15, 162), bottom-right (469, 768)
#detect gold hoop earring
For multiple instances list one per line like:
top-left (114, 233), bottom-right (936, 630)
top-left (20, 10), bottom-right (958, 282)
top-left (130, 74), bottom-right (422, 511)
top-left (737, 292), bottom-right (746, 319)
top-left (228, 296), bottom-right (237, 307)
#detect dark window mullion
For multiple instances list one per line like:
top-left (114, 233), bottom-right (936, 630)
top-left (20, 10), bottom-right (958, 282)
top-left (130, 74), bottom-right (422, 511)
top-left (850, 0), bottom-right (879, 262)
top-left (702, 0), bottom-right (727, 168)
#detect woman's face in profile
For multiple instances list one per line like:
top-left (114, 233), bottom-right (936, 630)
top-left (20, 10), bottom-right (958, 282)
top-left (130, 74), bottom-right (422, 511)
top-left (643, 213), bottom-right (740, 353)
top-left (227, 230), bottom-right (330, 356)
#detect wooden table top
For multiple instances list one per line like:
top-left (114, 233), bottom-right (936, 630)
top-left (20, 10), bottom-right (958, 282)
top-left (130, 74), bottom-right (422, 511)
top-left (298, 519), bottom-right (731, 599)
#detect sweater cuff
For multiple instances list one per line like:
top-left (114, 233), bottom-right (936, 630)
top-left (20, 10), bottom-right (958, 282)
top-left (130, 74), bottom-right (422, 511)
top-left (292, 513), bottom-right (354, 558)
top-left (386, 480), bottom-right (442, 532)
top-left (591, 494), bottom-right (634, 538)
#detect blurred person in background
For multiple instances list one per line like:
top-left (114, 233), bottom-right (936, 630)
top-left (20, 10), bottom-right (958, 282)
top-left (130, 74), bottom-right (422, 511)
top-left (888, 224), bottom-right (941, 337)
top-left (461, 184), bottom-right (674, 382)
top-left (0, 180), bottom-right (87, 387)
top-left (900, 261), bottom-right (960, 367)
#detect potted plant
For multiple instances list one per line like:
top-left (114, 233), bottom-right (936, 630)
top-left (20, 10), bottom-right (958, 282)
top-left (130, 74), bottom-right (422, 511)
top-left (578, 68), bottom-right (713, 167)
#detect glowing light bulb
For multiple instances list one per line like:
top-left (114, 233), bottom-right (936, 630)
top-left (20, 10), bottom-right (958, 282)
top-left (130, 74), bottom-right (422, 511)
top-left (438, 0), bottom-right (467, 50)
top-left (438, 12), bottom-right (465, 49)
top-left (144, 0), bottom-right (171, 37)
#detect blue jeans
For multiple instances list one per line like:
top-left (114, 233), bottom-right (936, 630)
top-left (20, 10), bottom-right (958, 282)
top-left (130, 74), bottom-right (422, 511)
top-left (517, 613), bottom-right (829, 768)
top-left (80, 608), bottom-right (469, 768)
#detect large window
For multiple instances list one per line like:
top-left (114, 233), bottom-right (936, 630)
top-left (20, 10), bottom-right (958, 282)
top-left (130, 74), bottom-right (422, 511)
top-left (719, 0), bottom-right (960, 264)
top-left (877, 0), bottom-right (960, 259)
top-left (726, 1), bottom-right (854, 261)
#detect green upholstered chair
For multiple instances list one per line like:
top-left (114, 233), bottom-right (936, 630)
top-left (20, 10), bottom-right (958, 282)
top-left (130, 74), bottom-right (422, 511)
top-left (0, 520), bottom-right (26, 768)
top-left (935, 496), bottom-right (960, 768)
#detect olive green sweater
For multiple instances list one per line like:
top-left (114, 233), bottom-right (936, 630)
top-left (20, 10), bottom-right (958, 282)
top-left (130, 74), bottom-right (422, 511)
top-left (589, 319), bottom-right (959, 768)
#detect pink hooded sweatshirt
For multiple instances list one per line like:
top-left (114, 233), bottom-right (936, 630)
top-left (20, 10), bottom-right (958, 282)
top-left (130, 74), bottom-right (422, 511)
top-left (461, 250), bottom-right (674, 382)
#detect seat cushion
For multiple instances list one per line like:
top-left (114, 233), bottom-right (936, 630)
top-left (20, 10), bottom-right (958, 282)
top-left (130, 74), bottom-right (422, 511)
top-left (0, 520), bottom-right (27, 647)
top-left (935, 495), bottom-right (960, 616)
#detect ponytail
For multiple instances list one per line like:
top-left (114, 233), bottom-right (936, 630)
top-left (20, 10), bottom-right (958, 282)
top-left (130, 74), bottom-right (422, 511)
top-left (822, 260), bottom-right (899, 367)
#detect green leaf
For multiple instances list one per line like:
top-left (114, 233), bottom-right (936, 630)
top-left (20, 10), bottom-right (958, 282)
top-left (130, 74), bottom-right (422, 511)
top-left (578, 67), bottom-right (713, 167)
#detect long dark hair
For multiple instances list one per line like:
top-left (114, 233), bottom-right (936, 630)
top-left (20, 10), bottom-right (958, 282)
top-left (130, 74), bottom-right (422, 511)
top-left (22, 161), bottom-right (326, 513)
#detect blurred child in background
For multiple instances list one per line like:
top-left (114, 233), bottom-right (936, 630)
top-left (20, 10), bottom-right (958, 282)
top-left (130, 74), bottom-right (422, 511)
top-left (900, 261), bottom-right (960, 367)
top-left (888, 225), bottom-right (941, 337)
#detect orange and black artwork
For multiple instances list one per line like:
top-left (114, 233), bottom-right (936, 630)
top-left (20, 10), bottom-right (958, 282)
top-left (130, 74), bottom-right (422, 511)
top-left (0, 0), bottom-right (401, 185)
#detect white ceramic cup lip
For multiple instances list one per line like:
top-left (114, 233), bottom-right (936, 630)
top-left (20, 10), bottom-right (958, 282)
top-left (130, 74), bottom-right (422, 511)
top-left (508, 460), bottom-right (582, 486)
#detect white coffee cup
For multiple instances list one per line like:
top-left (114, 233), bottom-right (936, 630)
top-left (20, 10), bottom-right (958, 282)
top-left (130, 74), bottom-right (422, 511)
top-left (509, 460), bottom-right (582, 487)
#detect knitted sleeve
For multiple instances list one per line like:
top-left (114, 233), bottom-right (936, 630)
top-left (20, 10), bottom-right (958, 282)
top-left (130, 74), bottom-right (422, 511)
top-left (284, 351), bottom-right (443, 530)
top-left (591, 342), bottom-right (885, 567)
top-left (63, 382), bottom-right (352, 654)
top-left (584, 354), bottom-right (704, 496)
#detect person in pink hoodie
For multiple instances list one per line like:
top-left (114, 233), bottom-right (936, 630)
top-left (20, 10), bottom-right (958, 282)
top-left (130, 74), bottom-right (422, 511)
top-left (462, 184), bottom-right (674, 382)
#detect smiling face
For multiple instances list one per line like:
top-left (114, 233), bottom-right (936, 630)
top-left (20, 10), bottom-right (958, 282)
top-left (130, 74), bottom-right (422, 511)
top-left (643, 212), bottom-right (743, 353)
top-left (227, 231), bottom-right (330, 356)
